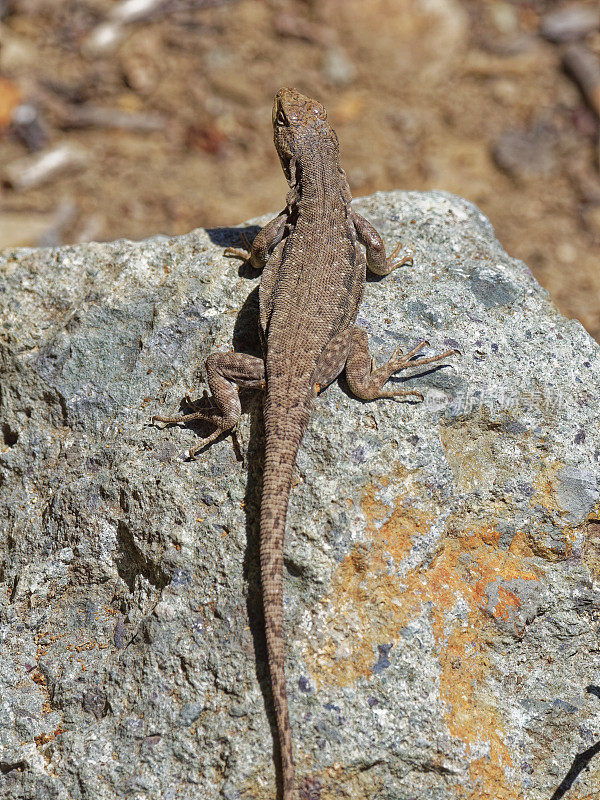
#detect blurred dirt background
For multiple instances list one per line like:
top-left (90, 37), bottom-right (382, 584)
top-left (1, 0), bottom-right (599, 337)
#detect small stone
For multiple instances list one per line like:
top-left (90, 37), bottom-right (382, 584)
top-left (492, 121), bottom-right (559, 178)
top-left (82, 687), bottom-right (108, 720)
top-left (540, 6), bottom-right (600, 43)
top-left (4, 143), bottom-right (87, 190)
top-left (489, 2), bottom-right (519, 35)
top-left (556, 241), bottom-right (577, 265)
top-left (177, 702), bottom-right (204, 726)
top-left (81, 22), bottom-right (124, 57)
top-left (10, 103), bottom-right (48, 151)
top-left (491, 78), bottom-right (518, 105)
top-left (322, 47), bottom-right (356, 87)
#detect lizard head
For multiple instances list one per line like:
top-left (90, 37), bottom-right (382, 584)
top-left (272, 88), bottom-right (340, 185)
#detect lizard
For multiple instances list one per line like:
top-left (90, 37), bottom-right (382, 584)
top-left (153, 87), bottom-right (456, 799)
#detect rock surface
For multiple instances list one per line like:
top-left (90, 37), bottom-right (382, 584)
top-left (1, 191), bottom-right (600, 800)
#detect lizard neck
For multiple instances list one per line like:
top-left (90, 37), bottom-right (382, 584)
top-left (293, 150), bottom-right (348, 213)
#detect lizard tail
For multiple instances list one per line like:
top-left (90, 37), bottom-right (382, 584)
top-left (260, 408), bottom-right (308, 800)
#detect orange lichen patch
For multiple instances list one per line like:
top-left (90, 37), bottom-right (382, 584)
top-left (0, 78), bottom-right (21, 129)
top-left (505, 529), bottom-right (536, 560)
top-left (360, 480), bottom-right (392, 529)
top-left (583, 516), bottom-right (600, 579)
top-left (440, 422), bottom-right (507, 493)
top-left (305, 477), bottom-right (435, 687)
top-left (308, 539), bottom-right (407, 686)
top-left (411, 526), bottom-right (539, 642)
top-left (456, 757), bottom-right (519, 800)
top-left (530, 459), bottom-right (565, 514)
top-left (30, 670), bottom-right (47, 687)
top-left (304, 483), bottom-right (545, 797)
top-left (34, 726), bottom-right (64, 747)
top-left (494, 586), bottom-right (522, 621)
top-left (362, 478), bottom-right (433, 564)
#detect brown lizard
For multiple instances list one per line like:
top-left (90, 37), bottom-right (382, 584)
top-left (153, 87), bottom-right (456, 799)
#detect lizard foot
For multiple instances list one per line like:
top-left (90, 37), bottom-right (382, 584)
top-left (386, 340), bottom-right (459, 374)
top-left (151, 390), bottom-right (218, 426)
top-left (224, 231), bottom-right (252, 262)
top-left (151, 409), bottom-right (219, 426)
top-left (386, 241), bottom-right (413, 271)
top-left (351, 340), bottom-right (458, 402)
top-left (183, 423), bottom-right (234, 459)
top-left (182, 390), bottom-right (216, 412)
top-left (152, 409), bottom-right (237, 459)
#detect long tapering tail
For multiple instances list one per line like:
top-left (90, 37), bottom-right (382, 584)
top-left (260, 404), bottom-right (309, 800)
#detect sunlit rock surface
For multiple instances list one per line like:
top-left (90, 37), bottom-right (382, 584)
top-left (1, 191), bottom-right (599, 799)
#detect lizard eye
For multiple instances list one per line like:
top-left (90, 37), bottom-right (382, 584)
top-left (276, 109), bottom-right (287, 126)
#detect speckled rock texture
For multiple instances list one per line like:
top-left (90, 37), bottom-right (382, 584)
top-left (1, 191), bottom-right (599, 800)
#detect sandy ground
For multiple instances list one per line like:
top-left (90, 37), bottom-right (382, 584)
top-left (1, 0), bottom-right (599, 337)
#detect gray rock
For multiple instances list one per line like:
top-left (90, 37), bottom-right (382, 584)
top-left (1, 191), bottom-right (600, 799)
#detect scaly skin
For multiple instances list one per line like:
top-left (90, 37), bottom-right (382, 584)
top-left (153, 88), bottom-right (456, 798)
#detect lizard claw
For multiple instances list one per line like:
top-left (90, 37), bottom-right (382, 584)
top-left (224, 247), bottom-right (249, 262)
top-left (383, 389), bottom-right (424, 402)
top-left (386, 242), bottom-right (413, 271)
top-left (224, 232), bottom-right (253, 262)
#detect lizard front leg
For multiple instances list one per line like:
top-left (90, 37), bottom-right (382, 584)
top-left (352, 211), bottom-right (413, 276)
top-left (224, 209), bottom-right (289, 271)
top-left (152, 351), bottom-right (264, 457)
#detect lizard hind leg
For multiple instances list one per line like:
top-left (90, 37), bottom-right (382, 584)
top-left (152, 351), bottom-right (265, 458)
top-left (345, 327), bottom-right (457, 402)
top-left (311, 328), bottom-right (355, 396)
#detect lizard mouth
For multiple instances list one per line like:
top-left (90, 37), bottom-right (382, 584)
top-left (280, 155), bottom-right (292, 183)
top-left (275, 145), bottom-right (295, 186)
